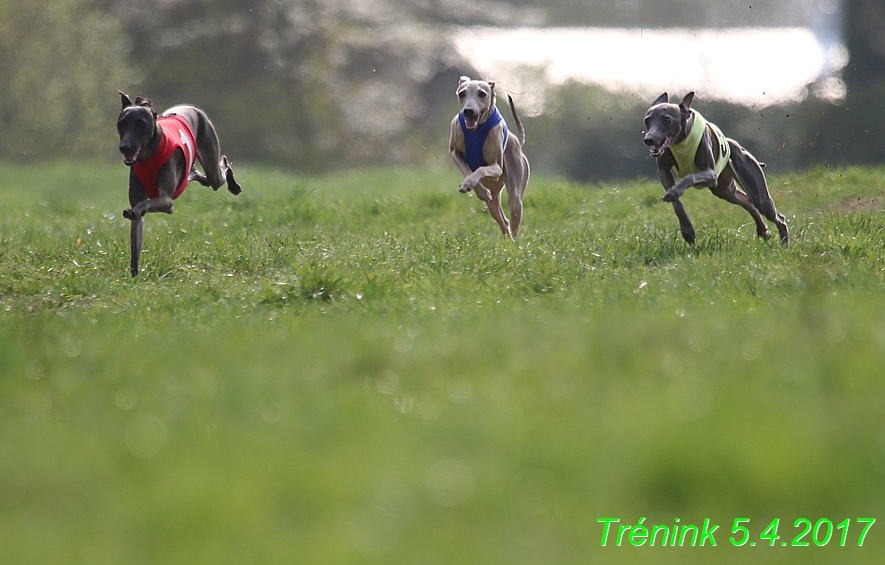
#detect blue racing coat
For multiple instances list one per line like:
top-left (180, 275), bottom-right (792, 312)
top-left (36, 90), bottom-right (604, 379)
top-left (458, 107), bottom-right (509, 172)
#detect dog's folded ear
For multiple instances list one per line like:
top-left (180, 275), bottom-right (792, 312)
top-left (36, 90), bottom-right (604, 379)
top-left (652, 93), bottom-right (668, 106)
top-left (118, 90), bottom-right (133, 109)
top-left (134, 96), bottom-right (158, 118)
top-left (459, 76), bottom-right (470, 86)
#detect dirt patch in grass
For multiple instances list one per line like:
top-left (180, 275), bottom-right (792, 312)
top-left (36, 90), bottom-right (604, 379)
top-left (835, 195), bottom-right (883, 213)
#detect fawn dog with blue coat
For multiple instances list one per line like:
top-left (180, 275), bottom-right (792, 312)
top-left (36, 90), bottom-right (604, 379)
top-left (449, 77), bottom-right (530, 237)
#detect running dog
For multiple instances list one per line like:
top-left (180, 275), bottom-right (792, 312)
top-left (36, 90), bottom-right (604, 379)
top-left (116, 91), bottom-right (242, 276)
top-left (643, 92), bottom-right (788, 245)
top-left (449, 77), bottom-right (530, 237)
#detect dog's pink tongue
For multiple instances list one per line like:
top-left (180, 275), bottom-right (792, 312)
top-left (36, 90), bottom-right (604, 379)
top-left (465, 115), bottom-right (479, 130)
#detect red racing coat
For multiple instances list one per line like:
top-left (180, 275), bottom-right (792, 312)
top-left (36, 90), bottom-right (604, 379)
top-left (133, 114), bottom-right (197, 200)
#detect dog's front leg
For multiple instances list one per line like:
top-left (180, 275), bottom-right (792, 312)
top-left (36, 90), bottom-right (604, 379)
top-left (459, 163), bottom-right (501, 201)
top-left (122, 196), bottom-right (172, 277)
top-left (451, 151), bottom-right (509, 234)
top-left (662, 169), bottom-right (718, 202)
top-left (450, 147), bottom-right (497, 201)
top-left (124, 194), bottom-right (174, 218)
top-left (662, 132), bottom-right (719, 203)
top-left (450, 152), bottom-right (475, 188)
top-left (658, 168), bottom-right (696, 244)
top-left (128, 216), bottom-right (143, 277)
top-left (122, 177), bottom-right (174, 277)
top-left (123, 174), bottom-right (152, 277)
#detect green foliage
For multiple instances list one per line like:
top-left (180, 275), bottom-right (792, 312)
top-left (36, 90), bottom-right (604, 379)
top-left (1, 163), bottom-right (885, 563)
top-left (111, 0), bottom-right (524, 169)
top-left (1, 0), bottom-right (880, 180)
top-left (0, 0), bottom-right (134, 161)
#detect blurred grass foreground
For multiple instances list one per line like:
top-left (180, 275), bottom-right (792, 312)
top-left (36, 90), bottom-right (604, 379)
top-left (1, 162), bottom-right (885, 564)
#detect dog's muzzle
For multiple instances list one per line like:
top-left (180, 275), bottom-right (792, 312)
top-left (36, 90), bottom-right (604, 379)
top-left (644, 134), bottom-right (673, 158)
top-left (119, 145), bottom-right (141, 166)
top-left (462, 109), bottom-right (480, 130)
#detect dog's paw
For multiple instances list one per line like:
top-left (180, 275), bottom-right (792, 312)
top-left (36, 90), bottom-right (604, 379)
top-left (662, 189), bottom-right (681, 203)
top-left (226, 168), bottom-right (242, 195)
top-left (122, 208), bottom-right (137, 220)
top-left (474, 186), bottom-right (492, 201)
top-left (189, 167), bottom-right (211, 187)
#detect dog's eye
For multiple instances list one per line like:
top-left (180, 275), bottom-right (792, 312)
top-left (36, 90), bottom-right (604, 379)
top-left (478, 91), bottom-right (487, 98)
top-left (458, 91), bottom-right (466, 99)
top-left (662, 115), bottom-right (672, 124)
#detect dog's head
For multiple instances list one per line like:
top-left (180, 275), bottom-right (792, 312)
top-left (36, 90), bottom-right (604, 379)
top-left (456, 76), bottom-right (497, 131)
top-left (116, 91), bottom-right (158, 166)
top-left (643, 92), bottom-right (694, 158)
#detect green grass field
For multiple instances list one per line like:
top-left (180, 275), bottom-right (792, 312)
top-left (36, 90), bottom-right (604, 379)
top-left (1, 161), bottom-right (884, 564)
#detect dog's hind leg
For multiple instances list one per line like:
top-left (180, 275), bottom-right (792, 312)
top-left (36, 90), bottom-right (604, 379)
top-left (507, 192), bottom-right (523, 238)
top-left (192, 109), bottom-right (242, 195)
top-left (710, 168), bottom-right (770, 240)
top-left (728, 143), bottom-right (788, 244)
top-left (185, 167), bottom-right (213, 190)
top-left (479, 184), bottom-right (511, 236)
top-left (489, 193), bottom-right (511, 236)
top-left (188, 166), bottom-right (211, 187)
top-left (504, 150), bottom-right (529, 238)
top-left (221, 155), bottom-right (242, 196)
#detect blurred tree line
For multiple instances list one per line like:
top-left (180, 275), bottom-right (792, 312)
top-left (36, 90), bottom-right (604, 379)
top-left (809, 0), bottom-right (885, 166)
top-left (109, 0), bottom-right (535, 169)
top-left (0, 0), bottom-right (135, 160)
top-left (0, 0), bottom-right (882, 179)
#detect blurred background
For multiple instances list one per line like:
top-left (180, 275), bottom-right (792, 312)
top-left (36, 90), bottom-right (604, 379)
top-left (1, 0), bottom-right (883, 180)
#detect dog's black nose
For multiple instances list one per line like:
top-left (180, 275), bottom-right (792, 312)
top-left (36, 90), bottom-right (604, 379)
top-left (463, 108), bottom-right (476, 118)
top-left (643, 137), bottom-right (655, 147)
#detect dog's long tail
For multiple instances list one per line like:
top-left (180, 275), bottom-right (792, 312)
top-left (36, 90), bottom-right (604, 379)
top-left (507, 95), bottom-right (526, 146)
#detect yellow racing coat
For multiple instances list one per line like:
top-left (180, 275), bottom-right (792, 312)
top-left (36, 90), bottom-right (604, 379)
top-left (668, 111), bottom-right (731, 177)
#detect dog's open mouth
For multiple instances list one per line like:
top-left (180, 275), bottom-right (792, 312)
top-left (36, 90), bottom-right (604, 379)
top-left (121, 148), bottom-right (141, 166)
top-left (463, 113), bottom-right (479, 130)
top-left (648, 135), bottom-right (673, 158)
